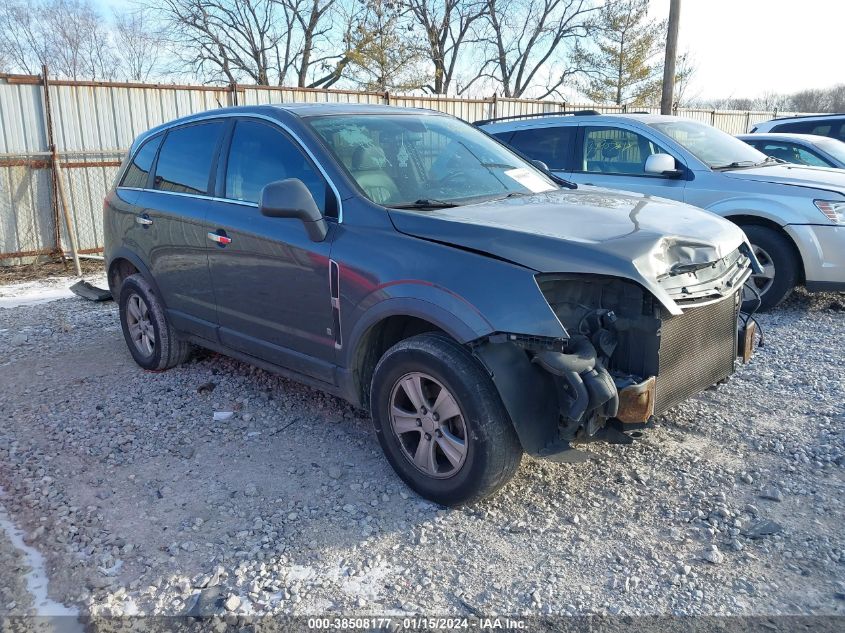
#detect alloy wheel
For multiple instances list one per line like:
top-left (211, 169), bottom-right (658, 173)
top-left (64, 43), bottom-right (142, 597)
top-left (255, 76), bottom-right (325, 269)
top-left (743, 244), bottom-right (776, 304)
top-left (126, 293), bottom-right (155, 356)
top-left (388, 372), bottom-right (468, 479)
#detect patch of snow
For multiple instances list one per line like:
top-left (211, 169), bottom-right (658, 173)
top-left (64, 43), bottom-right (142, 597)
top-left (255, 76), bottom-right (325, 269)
top-left (0, 274), bottom-right (108, 309)
top-left (0, 487), bottom-right (82, 627)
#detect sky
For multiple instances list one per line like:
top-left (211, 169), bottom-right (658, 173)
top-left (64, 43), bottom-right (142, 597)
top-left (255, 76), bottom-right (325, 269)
top-left (93, 0), bottom-right (842, 100)
top-left (648, 0), bottom-right (843, 100)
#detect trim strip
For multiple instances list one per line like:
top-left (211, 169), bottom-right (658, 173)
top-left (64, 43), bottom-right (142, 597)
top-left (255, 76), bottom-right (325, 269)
top-left (121, 112), bottom-right (344, 222)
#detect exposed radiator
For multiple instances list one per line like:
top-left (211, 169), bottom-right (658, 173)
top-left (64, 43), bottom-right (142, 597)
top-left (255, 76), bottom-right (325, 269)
top-left (654, 293), bottom-right (739, 414)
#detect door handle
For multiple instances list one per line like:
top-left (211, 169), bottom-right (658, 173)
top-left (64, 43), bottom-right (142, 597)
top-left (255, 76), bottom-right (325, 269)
top-left (135, 215), bottom-right (153, 226)
top-left (207, 232), bottom-right (232, 245)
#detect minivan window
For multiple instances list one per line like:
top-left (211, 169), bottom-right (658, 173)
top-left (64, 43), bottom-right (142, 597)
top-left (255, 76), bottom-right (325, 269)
top-left (581, 126), bottom-right (668, 174)
top-left (120, 134), bottom-right (162, 189)
top-left (153, 121), bottom-right (224, 195)
top-left (224, 120), bottom-right (329, 214)
top-left (509, 126), bottom-right (575, 170)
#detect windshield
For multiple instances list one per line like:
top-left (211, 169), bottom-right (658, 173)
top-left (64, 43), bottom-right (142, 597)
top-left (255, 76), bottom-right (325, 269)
top-left (308, 114), bottom-right (557, 207)
top-left (816, 137), bottom-right (845, 164)
top-left (650, 120), bottom-right (768, 168)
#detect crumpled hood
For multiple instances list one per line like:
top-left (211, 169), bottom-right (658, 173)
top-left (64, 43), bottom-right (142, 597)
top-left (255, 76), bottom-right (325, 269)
top-left (388, 187), bottom-right (748, 315)
top-left (722, 163), bottom-right (845, 195)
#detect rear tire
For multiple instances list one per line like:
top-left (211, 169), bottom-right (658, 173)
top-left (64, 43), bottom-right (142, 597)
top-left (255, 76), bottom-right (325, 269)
top-left (740, 225), bottom-right (799, 312)
top-left (370, 333), bottom-right (522, 506)
top-left (118, 274), bottom-right (191, 370)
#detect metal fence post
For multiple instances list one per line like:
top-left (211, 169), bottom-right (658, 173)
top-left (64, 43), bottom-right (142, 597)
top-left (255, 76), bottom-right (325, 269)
top-left (40, 64), bottom-right (63, 263)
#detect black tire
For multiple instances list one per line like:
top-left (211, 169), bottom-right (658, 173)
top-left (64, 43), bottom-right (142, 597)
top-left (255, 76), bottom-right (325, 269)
top-left (740, 225), bottom-right (799, 312)
top-left (370, 333), bottom-right (522, 505)
top-left (118, 274), bottom-right (191, 370)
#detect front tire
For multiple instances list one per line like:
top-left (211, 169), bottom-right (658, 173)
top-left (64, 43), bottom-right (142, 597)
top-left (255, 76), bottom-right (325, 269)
top-left (740, 225), bottom-right (799, 312)
top-left (370, 333), bottom-right (522, 505)
top-left (118, 274), bottom-right (191, 370)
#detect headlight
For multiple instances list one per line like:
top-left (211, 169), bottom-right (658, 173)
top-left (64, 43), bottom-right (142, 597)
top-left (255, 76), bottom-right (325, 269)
top-left (814, 200), bottom-right (845, 223)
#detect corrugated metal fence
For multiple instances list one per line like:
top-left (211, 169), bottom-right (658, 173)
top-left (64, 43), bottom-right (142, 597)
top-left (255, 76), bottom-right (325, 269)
top-left (0, 72), bottom-right (812, 263)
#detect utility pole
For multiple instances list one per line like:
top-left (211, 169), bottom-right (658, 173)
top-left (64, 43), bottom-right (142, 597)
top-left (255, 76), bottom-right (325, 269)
top-left (660, 0), bottom-right (681, 115)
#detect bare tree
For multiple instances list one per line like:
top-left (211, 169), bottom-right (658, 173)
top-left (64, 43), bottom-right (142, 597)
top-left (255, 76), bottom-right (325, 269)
top-left (151, 0), bottom-right (284, 84)
top-left (476, 0), bottom-right (596, 98)
top-left (0, 0), bottom-right (116, 79)
top-left (44, 0), bottom-right (116, 79)
top-left (113, 9), bottom-right (167, 82)
top-left (0, 0), bottom-right (58, 74)
top-left (402, 0), bottom-right (486, 94)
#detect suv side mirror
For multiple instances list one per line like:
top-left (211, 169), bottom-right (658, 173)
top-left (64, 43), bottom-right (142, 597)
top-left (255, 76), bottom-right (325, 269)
top-left (259, 178), bottom-right (328, 242)
top-left (531, 159), bottom-right (550, 172)
top-left (644, 153), bottom-right (683, 178)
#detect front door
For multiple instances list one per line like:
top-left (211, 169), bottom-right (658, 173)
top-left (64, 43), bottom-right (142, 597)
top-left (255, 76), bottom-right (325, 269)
top-left (568, 125), bottom-right (688, 201)
top-left (206, 118), bottom-right (337, 383)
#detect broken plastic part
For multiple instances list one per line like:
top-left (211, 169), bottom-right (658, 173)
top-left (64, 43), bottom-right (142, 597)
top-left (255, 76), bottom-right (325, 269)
top-left (616, 376), bottom-right (656, 424)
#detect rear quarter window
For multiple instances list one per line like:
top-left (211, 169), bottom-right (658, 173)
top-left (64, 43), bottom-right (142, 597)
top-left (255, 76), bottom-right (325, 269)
top-left (153, 121), bottom-right (225, 195)
top-left (120, 135), bottom-right (162, 189)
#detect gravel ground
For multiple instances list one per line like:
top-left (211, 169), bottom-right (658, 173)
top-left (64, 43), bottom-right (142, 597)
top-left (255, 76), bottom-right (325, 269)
top-left (0, 278), bottom-right (843, 621)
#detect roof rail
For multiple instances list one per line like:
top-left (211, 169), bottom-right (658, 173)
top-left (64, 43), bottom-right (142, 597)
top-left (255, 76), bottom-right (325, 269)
top-left (473, 109), bottom-right (601, 126)
top-left (769, 112), bottom-right (845, 122)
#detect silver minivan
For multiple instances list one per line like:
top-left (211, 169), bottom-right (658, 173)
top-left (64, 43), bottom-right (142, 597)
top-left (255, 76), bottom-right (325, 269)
top-left (480, 113), bottom-right (845, 310)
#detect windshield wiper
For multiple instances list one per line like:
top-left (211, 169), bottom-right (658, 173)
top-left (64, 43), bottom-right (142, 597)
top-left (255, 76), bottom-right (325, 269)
top-left (390, 198), bottom-right (460, 210)
top-left (712, 160), bottom-right (758, 170)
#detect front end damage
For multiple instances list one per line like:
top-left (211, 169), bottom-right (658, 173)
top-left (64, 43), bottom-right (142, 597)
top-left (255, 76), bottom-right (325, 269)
top-left (472, 246), bottom-right (757, 462)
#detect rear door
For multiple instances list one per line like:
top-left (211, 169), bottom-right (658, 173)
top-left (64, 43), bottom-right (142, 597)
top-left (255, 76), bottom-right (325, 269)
top-left (506, 125), bottom-right (577, 176)
top-left (132, 120), bottom-right (225, 339)
top-left (204, 118), bottom-right (337, 382)
top-left (568, 124), bottom-right (687, 201)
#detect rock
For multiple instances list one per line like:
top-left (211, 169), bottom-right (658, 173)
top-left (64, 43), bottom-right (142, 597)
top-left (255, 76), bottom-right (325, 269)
top-left (327, 467), bottom-right (342, 479)
top-left (760, 485), bottom-right (783, 502)
top-left (181, 541), bottom-right (197, 552)
top-left (11, 333), bottom-right (28, 346)
top-left (743, 519), bottom-right (784, 540)
top-left (701, 545), bottom-right (724, 565)
top-left (213, 411), bottom-right (234, 422)
top-left (177, 445), bottom-right (195, 459)
top-left (243, 484), bottom-right (258, 497)
top-left (197, 382), bottom-right (217, 394)
top-left (185, 586), bottom-right (224, 617)
top-left (224, 595), bottom-right (241, 611)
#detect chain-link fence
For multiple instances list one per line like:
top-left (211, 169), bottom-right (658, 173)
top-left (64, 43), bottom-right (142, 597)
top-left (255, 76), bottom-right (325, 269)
top-left (0, 150), bottom-right (124, 266)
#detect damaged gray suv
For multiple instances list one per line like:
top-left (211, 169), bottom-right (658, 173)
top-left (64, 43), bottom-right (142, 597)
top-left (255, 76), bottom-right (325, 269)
top-left (105, 104), bottom-right (758, 505)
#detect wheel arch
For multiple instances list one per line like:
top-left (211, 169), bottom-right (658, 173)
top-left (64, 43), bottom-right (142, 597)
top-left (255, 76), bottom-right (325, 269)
top-left (342, 297), bottom-right (490, 409)
top-left (107, 248), bottom-right (164, 300)
top-left (724, 214), bottom-right (806, 283)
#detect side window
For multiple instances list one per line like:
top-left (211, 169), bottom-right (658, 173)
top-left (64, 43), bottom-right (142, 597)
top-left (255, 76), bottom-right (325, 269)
top-left (508, 127), bottom-right (575, 170)
top-left (120, 135), bottom-right (162, 189)
top-left (759, 142), bottom-right (830, 167)
top-left (581, 126), bottom-right (669, 175)
top-left (224, 120), bottom-right (330, 215)
top-left (153, 121), bottom-right (224, 195)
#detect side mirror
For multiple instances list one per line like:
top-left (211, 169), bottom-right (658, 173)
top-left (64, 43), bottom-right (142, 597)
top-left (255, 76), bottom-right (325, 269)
top-left (259, 178), bottom-right (328, 242)
top-left (644, 153), bottom-right (683, 178)
top-left (531, 159), bottom-right (550, 172)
